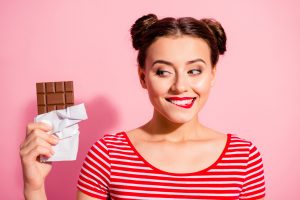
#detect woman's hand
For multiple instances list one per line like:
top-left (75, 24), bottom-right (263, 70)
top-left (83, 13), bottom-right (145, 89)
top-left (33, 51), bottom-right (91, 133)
top-left (20, 122), bottom-right (59, 199)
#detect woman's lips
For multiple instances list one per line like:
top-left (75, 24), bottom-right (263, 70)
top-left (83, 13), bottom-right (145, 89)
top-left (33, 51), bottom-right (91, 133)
top-left (165, 97), bottom-right (196, 109)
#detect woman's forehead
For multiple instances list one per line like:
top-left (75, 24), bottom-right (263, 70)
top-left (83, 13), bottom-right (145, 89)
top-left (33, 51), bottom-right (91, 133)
top-left (146, 36), bottom-right (212, 66)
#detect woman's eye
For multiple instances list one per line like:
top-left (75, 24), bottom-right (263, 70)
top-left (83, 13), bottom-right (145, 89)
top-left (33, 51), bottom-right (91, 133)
top-left (188, 69), bottom-right (202, 75)
top-left (156, 70), bottom-right (170, 76)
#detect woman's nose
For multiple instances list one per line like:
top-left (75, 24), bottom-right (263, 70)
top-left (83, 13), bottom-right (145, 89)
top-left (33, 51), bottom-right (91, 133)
top-left (170, 74), bottom-right (188, 93)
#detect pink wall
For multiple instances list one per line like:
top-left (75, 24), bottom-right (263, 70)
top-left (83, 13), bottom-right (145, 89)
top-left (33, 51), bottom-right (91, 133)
top-left (1, 0), bottom-right (299, 199)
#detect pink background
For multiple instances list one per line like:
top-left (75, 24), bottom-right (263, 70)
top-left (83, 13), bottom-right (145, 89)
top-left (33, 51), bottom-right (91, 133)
top-left (1, 0), bottom-right (299, 199)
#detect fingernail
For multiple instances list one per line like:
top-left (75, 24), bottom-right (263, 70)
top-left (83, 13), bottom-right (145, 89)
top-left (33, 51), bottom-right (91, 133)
top-left (52, 135), bottom-right (59, 143)
top-left (41, 120), bottom-right (52, 128)
top-left (51, 149), bottom-right (55, 155)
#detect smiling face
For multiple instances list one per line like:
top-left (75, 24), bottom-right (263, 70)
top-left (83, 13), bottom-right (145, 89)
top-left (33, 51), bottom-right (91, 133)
top-left (138, 35), bottom-right (217, 124)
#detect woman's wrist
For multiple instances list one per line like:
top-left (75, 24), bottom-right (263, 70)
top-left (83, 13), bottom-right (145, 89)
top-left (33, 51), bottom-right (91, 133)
top-left (24, 184), bottom-right (47, 200)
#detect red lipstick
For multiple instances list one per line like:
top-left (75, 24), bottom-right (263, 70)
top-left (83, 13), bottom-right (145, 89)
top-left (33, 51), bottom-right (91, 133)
top-left (166, 97), bottom-right (195, 100)
top-left (165, 97), bottom-right (196, 109)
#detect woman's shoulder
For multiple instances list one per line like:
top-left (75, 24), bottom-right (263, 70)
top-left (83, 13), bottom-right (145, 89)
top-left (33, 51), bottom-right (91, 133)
top-left (229, 133), bottom-right (258, 146)
top-left (95, 130), bottom-right (128, 144)
top-left (229, 133), bottom-right (253, 144)
top-left (86, 131), bottom-right (128, 154)
top-left (199, 128), bottom-right (255, 148)
top-left (228, 133), bottom-right (263, 155)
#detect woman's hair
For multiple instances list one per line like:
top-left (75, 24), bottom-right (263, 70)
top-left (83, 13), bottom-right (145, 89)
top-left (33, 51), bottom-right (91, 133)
top-left (130, 13), bottom-right (227, 69)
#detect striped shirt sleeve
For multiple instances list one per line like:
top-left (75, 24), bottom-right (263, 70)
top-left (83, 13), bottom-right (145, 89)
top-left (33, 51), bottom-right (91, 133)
top-left (240, 143), bottom-right (266, 199)
top-left (77, 138), bottom-right (111, 199)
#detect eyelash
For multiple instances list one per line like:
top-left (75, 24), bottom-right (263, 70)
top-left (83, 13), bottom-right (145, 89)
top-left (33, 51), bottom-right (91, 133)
top-left (156, 69), bottom-right (202, 77)
top-left (156, 70), bottom-right (169, 76)
top-left (189, 69), bottom-right (202, 75)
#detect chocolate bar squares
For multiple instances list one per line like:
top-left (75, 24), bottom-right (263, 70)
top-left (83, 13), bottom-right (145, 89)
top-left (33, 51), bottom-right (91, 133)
top-left (36, 81), bottom-right (74, 114)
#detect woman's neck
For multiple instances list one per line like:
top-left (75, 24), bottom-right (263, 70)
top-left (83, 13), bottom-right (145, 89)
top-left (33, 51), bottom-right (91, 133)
top-left (142, 110), bottom-right (207, 142)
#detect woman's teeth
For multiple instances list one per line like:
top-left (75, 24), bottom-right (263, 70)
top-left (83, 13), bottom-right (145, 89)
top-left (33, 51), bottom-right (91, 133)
top-left (167, 98), bottom-right (194, 106)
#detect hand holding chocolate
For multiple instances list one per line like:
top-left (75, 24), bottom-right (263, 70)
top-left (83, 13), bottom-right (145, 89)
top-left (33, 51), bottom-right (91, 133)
top-left (35, 81), bottom-right (87, 162)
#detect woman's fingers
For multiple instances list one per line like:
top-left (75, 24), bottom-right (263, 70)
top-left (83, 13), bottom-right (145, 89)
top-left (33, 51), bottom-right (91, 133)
top-left (26, 122), bottom-right (52, 136)
top-left (20, 122), bottom-right (59, 164)
top-left (21, 135), bottom-right (57, 157)
top-left (21, 144), bottom-right (54, 164)
top-left (22, 128), bottom-right (59, 148)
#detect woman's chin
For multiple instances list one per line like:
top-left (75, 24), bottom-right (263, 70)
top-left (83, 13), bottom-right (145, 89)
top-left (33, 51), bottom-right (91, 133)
top-left (153, 106), bottom-right (198, 124)
top-left (164, 113), bottom-right (196, 124)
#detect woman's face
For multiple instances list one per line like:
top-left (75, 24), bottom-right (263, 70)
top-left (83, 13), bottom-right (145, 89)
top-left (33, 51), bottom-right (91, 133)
top-left (139, 35), bottom-right (216, 124)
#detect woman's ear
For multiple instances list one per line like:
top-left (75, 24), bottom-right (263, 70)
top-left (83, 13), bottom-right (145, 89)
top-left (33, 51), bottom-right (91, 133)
top-left (138, 67), bottom-right (147, 89)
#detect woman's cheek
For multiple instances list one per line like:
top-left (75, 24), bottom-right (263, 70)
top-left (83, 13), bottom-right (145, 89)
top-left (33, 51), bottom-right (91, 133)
top-left (148, 79), bottom-right (169, 95)
top-left (192, 78), bottom-right (209, 92)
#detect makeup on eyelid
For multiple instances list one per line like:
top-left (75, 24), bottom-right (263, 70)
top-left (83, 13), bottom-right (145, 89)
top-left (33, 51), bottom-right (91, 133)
top-left (155, 69), bottom-right (202, 76)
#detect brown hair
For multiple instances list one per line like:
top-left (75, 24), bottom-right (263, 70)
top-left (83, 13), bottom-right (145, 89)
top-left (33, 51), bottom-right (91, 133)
top-left (130, 14), bottom-right (227, 69)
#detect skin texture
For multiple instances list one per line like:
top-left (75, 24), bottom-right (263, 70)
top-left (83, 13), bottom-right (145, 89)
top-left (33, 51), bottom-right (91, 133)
top-left (20, 35), bottom-right (263, 200)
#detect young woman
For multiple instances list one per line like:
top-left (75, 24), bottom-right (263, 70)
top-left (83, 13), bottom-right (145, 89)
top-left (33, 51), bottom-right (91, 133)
top-left (20, 14), bottom-right (266, 200)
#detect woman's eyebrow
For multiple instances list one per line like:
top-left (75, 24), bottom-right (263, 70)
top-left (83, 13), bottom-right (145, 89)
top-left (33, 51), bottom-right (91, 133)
top-left (151, 58), bottom-right (206, 67)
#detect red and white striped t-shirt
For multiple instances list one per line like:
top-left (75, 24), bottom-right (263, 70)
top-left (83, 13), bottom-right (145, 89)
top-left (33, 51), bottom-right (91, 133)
top-left (77, 131), bottom-right (265, 199)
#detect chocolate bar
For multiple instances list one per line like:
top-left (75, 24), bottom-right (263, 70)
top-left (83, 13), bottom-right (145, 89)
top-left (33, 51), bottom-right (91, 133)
top-left (36, 81), bottom-right (74, 114)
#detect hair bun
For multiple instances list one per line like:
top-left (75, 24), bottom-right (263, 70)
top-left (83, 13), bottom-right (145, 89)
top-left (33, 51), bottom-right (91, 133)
top-left (200, 18), bottom-right (227, 55)
top-left (130, 14), bottom-right (158, 50)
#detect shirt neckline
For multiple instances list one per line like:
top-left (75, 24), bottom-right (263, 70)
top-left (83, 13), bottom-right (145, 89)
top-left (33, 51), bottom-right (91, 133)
top-left (121, 131), bottom-right (231, 176)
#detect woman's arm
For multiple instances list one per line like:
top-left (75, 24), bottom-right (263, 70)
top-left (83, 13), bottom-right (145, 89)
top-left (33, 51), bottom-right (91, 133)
top-left (24, 185), bottom-right (47, 200)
